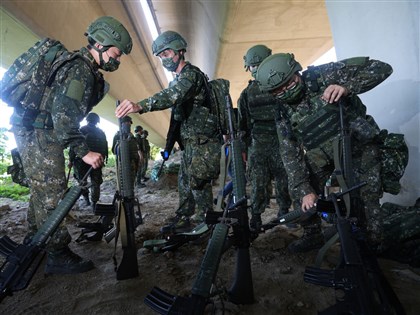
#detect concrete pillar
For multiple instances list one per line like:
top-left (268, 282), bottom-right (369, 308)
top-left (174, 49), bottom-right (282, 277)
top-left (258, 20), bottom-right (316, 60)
top-left (326, 0), bottom-right (420, 205)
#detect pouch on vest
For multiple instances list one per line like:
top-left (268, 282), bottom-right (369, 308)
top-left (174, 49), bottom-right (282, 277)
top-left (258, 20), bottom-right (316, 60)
top-left (379, 130), bottom-right (409, 195)
top-left (7, 148), bottom-right (29, 187)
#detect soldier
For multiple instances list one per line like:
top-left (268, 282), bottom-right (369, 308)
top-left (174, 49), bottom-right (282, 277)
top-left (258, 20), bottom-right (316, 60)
top-left (69, 112), bottom-right (108, 208)
top-left (10, 16), bottom-right (132, 274)
top-left (140, 130), bottom-right (151, 182)
top-left (116, 31), bottom-right (222, 230)
top-left (134, 125), bottom-right (146, 187)
top-left (237, 45), bottom-right (293, 231)
top-left (112, 116), bottom-right (140, 188)
top-left (256, 53), bottom-right (393, 252)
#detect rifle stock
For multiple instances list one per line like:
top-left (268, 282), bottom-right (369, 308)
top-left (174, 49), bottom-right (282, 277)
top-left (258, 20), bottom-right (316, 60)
top-left (0, 169), bottom-right (91, 302)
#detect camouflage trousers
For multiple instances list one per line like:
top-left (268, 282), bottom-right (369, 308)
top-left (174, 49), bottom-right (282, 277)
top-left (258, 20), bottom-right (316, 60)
top-left (248, 134), bottom-right (292, 216)
top-left (177, 138), bottom-right (221, 221)
top-left (304, 142), bottom-right (383, 246)
top-left (72, 157), bottom-right (103, 203)
top-left (12, 126), bottom-right (71, 250)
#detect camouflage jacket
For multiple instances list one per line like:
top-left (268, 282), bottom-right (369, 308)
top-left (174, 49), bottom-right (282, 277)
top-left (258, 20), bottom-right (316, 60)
top-left (44, 47), bottom-right (107, 159)
top-left (277, 57), bottom-right (393, 198)
top-left (136, 62), bottom-right (212, 141)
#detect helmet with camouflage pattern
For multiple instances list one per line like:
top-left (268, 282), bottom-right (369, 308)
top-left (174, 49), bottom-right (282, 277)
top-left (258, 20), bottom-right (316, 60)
top-left (86, 16), bottom-right (132, 55)
top-left (86, 112), bottom-right (100, 124)
top-left (152, 31), bottom-right (187, 56)
top-left (243, 45), bottom-right (272, 71)
top-left (121, 116), bottom-right (133, 124)
top-left (256, 53), bottom-right (302, 92)
top-left (134, 125), bottom-right (143, 133)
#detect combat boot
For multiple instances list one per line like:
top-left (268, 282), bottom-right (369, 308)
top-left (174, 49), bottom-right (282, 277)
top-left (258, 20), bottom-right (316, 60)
top-left (45, 247), bottom-right (94, 274)
top-left (160, 215), bottom-right (191, 234)
top-left (288, 227), bottom-right (324, 253)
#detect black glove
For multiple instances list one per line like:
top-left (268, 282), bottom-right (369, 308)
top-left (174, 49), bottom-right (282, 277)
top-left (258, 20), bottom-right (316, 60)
top-left (161, 150), bottom-right (170, 161)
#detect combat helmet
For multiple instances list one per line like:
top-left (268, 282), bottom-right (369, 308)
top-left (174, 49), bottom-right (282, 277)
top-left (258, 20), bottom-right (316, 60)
top-left (86, 16), bottom-right (132, 55)
top-left (134, 125), bottom-right (143, 133)
top-left (152, 31), bottom-right (187, 56)
top-left (243, 45), bottom-right (272, 71)
top-left (256, 53), bottom-right (302, 92)
top-left (121, 116), bottom-right (133, 124)
top-left (86, 112), bottom-right (100, 124)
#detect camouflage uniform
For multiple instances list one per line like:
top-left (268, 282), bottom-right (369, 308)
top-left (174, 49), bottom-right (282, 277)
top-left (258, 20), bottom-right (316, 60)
top-left (11, 47), bottom-right (107, 250)
top-left (140, 132), bottom-right (151, 179)
top-left (274, 57), bottom-right (392, 249)
top-left (134, 129), bottom-right (145, 185)
top-left (69, 121), bottom-right (108, 205)
top-left (238, 80), bottom-right (292, 222)
top-left (138, 62), bottom-right (221, 222)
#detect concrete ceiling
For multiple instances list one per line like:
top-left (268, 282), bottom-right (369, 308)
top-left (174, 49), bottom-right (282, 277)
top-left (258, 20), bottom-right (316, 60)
top-left (0, 0), bottom-right (333, 148)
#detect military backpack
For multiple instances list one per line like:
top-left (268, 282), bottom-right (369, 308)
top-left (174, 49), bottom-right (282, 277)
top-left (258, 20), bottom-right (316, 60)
top-left (378, 130), bottom-right (409, 195)
top-left (0, 38), bottom-right (96, 129)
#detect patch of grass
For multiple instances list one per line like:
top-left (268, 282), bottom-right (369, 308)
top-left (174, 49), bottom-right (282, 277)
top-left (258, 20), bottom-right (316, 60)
top-left (0, 178), bottom-right (30, 201)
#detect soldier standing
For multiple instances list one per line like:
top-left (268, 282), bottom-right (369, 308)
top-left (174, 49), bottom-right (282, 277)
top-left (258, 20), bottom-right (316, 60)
top-left (256, 53), bottom-right (393, 252)
top-left (69, 112), bottom-right (108, 208)
top-left (116, 31), bottom-right (222, 230)
top-left (9, 16), bottom-right (132, 274)
top-left (134, 125), bottom-right (146, 187)
top-left (140, 130), bottom-right (151, 182)
top-left (238, 45), bottom-right (293, 231)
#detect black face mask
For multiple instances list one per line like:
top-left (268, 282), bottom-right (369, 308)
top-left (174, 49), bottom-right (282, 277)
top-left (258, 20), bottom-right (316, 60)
top-left (99, 50), bottom-right (120, 72)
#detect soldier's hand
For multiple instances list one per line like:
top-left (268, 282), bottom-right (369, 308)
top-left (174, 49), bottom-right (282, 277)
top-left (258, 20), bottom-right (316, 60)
top-left (321, 84), bottom-right (349, 103)
top-left (301, 193), bottom-right (318, 212)
top-left (115, 99), bottom-right (143, 118)
top-left (82, 151), bottom-right (104, 169)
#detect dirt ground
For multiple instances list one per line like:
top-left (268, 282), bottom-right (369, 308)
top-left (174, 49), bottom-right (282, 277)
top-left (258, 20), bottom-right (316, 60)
top-left (0, 158), bottom-right (419, 315)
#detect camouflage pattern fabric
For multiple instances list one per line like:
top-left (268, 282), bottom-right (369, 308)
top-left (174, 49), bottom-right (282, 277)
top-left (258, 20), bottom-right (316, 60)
top-left (140, 136), bottom-right (151, 178)
top-left (137, 62), bottom-right (221, 221)
top-left (276, 57), bottom-right (393, 247)
top-left (238, 80), bottom-right (292, 216)
top-left (10, 47), bottom-right (106, 251)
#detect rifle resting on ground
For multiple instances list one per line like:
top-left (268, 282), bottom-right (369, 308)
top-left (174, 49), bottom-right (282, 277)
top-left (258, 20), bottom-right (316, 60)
top-left (0, 168), bottom-right (92, 303)
top-left (144, 95), bottom-right (254, 314)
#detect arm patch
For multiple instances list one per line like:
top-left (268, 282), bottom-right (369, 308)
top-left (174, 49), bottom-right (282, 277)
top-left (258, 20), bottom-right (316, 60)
top-left (66, 79), bottom-right (84, 102)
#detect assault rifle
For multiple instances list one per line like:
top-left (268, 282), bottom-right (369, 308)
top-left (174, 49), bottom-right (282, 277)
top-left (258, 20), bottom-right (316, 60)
top-left (113, 101), bottom-right (142, 280)
top-left (304, 99), bottom-right (405, 314)
top-left (144, 96), bottom-right (254, 314)
top-left (304, 189), bottom-right (406, 314)
top-left (0, 168), bottom-right (92, 302)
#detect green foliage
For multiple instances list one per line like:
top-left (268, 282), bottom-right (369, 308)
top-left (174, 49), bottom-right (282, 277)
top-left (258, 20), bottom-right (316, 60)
top-left (0, 127), bottom-right (10, 163)
top-left (0, 176), bottom-right (30, 201)
top-left (150, 143), bottom-right (163, 161)
top-left (106, 148), bottom-right (116, 168)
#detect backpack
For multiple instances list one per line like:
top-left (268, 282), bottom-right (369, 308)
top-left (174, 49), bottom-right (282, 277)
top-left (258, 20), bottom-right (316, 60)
top-left (83, 126), bottom-right (108, 158)
top-left (204, 78), bottom-right (232, 135)
top-left (379, 129), bottom-right (409, 195)
top-left (0, 38), bottom-right (99, 129)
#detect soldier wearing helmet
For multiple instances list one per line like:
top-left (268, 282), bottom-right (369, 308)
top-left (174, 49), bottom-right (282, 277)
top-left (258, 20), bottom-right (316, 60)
top-left (256, 53), bottom-right (393, 253)
top-left (238, 45), bottom-right (295, 232)
top-left (69, 112), bottom-right (108, 208)
top-left (116, 30), bottom-right (222, 232)
top-left (10, 16), bottom-right (132, 275)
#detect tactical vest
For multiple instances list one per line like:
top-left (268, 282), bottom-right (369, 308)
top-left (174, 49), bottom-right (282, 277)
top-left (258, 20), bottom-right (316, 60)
top-left (246, 81), bottom-right (278, 134)
top-left (290, 67), bottom-right (373, 150)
